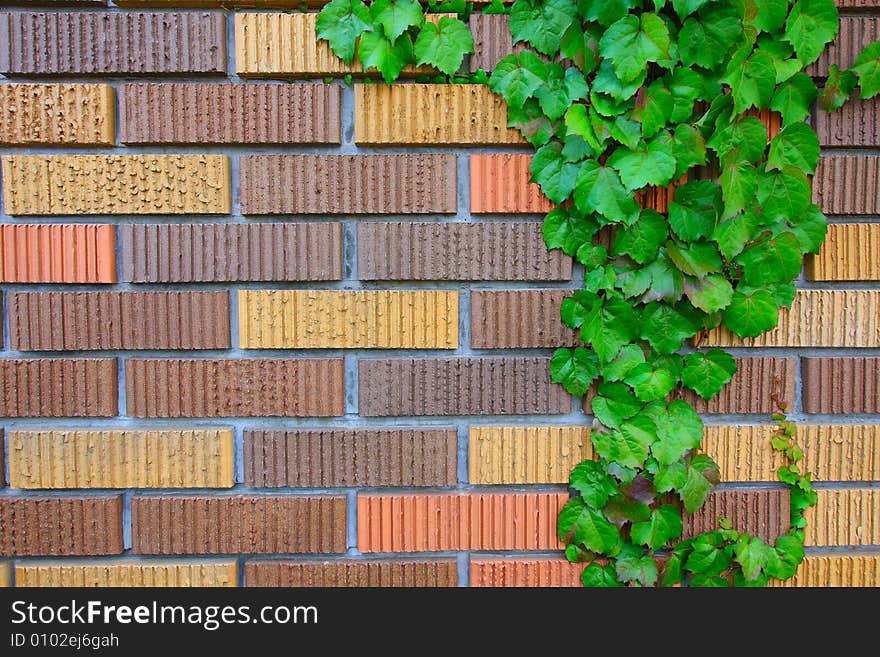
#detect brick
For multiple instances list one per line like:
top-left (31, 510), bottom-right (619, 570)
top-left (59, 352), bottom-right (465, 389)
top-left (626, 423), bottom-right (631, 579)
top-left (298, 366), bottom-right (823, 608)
top-left (0, 358), bottom-right (117, 417)
top-left (355, 84), bottom-right (523, 145)
top-left (470, 154), bottom-right (553, 214)
top-left (701, 290), bottom-right (880, 347)
top-left (802, 357), bottom-right (880, 414)
top-left (120, 82), bottom-right (340, 144)
top-left (0, 11), bottom-right (226, 75)
top-left (0, 224), bottom-right (116, 283)
top-left (245, 559), bottom-right (457, 587)
top-left (0, 562), bottom-right (8, 587)
top-left (0, 430), bottom-right (4, 487)
top-left (807, 223), bottom-right (880, 281)
top-left (238, 290), bottom-right (458, 349)
top-left (469, 14), bottom-right (522, 72)
top-left (244, 428), bottom-right (458, 487)
top-left (806, 489), bottom-right (880, 546)
top-left (814, 97), bottom-right (880, 146)
top-left (15, 560), bottom-right (238, 587)
top-left (469, 426), bottom-right (591, 484)
top-left (240, 154), bottom-right (456, 214)
top-left (357, 492), bottom-right (568, 552)
top-left (131, 495), bottom-right (347, 554)
top-left (1, 1), bottom-right (107, 5)
top-left (470, 558), bottom-right (584, 587)
top-left (814, 156), bottom-right (879, 215)
top-left (682, 488), bottom-right (789, 543)
top-left (0, 83), bottom-right (114, 146)
top-left (7, 429), bottom-right (234, 489)
top-left (121, 223), bottom-right (342, 283)
top-left (471, 290), bottom-right (578, 348)
top-left (2, 155), bottom-right (231, 215)
top-left (703, 424), bottom-right (880, 483)
top-left (9, 291), bottom-right (230, 351)
top-left (125, 358), bottom-right (344, 417)
top-left (357, 222), bottom-right (570, 281)
top-left (359, 357), bottom-right (570, 416)
top-left (811, 17), bottom-right (879, 76)
top-left (0, 495), bottom-right (123, 556)
top-left (769, 555), bottom-right (880, 587)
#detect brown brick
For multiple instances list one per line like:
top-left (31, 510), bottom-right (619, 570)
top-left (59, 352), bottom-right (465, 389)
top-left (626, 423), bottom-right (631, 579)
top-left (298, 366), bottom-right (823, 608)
top-left (682, 488), bottom-right (790, 543)
top-left (814, 157), bottom-right (879, 214)
top-left (814, 97), bottom-right (880, 146)
top-left (806, 489), bottom-right (880, 546)
top-left (0, 429), bottom-right (4, 487)
top-left (244, 428), bottom-right (458, 487)
top-left (470, 558), bottom-right (584, 587)
top-left (803, 358), bottom-right (880, 414)
top-left (0, 224), bottom-right (116, 283)
top-left (358, 357), bottom-right (570, 416)
top-left (131, 495), bottom-right (347, 554)
top-left (245, 559), bottom-right (457, 587)
top-left (469, 14), bottom-right (520, 73)
top-left (121, 82), bottom-right (340, 144)
top-left (125, 358), bottom-right (344, 417)
top-left (0, 11), bottom-right (226, 75)
top-left (0, 495), bottom-right (123, 556)
top-left (807, 223), bottom-right (880, 281)
top-left (471, 290), bottom-right (578, 348)
top-left (811, 17), bottom-right (879, 76)
top-left (357, 222), bottom-right (570, 281)
top-left (8, 291), bottom-right (230, 351)
top-left (0, 358), bottom-right (117, 417)
top-left (240, 155), bottom-right (456, 214)
top-left (121, 223), bottom-right (342, 283)
top-left (15, 560), bottom-right (238, 587)
top-left (470, 154), bottom-right (553, 214)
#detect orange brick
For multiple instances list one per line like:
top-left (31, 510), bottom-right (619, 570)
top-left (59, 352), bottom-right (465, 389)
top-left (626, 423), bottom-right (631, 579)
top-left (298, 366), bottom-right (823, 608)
top-left (470, 558), bottom-right (583, 587)
top-left (470, 154), bottom-right (552, 213)
top-left (0, 224), bottom-right (116, 283)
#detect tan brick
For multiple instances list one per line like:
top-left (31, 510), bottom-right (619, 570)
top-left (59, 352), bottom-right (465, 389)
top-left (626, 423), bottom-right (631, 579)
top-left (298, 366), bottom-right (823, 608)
top-left (469, 426), bottom-right (591, 484)
top-left (0, 562), bottom-right (9, 587)
top-left (807, 224), bottom-right (880, 281)
top-left (769, 554), bottom-right (880, 587)
top-left (0, 84), bottom-right (114, 146)
top-left (806, 489), bottom-right (880, 546)
top-left (15, 560), bottom-right (238, 587)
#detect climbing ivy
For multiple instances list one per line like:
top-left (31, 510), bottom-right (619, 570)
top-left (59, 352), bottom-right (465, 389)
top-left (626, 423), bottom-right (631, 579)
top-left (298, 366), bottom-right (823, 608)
top-left (318, 0), bottom-right (880, 586)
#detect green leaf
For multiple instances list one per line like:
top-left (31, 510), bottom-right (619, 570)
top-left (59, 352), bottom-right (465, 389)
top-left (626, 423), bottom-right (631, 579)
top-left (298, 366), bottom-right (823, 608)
top-left (506, 98), bottom-right (556, 146)
top-left (358, 32), bottom-right (414, 84)
top-left (530, 142), bottom-right (579, 204)
top-left (640, 249), bottom-right (685, 303)
top-left (535, 65), bottom-right (589, 120)
top-left (592, 420), bottom-right (655, 469)
top-left (625, 363), bottom-right (677, 402)
top-left (852, 40), bottom-right (880, 99)
top-left (489, 51), bottom-right (547, 108)
top-left (370, 0), bottom-right (423, 41)
top-left (633, 81), bottom-right (674, 138)
top-left (735, 535), bottom-right (775, 581)
top-left (712, 210), bottom-right (758, 259)
top-left (603, 494), bottom-right (651, 527)
top-left (789, 204), bottom-right (828, 254)
top-left (599, 13), bottom-right (671, 84)
top-left (672, 0), bottom-right (712, 19)
top-left (316, 0), bottom-right (372, 64)
top-left (654, 460), bottom-right (688, 492)
top-left (820, 65), bottom-right (858, 111)
top-left (612, 209), bottom-right (668, 264)
top-left (679, 5), bottom-right (742, 69)
top-left (574, 159), bottom-right (640, 224)
top-left (722, 50), bottom-right (776, 113)
top-left (601, 345), bottom-right (647, 382)
top-left (639, 303), bottom-right (699, 354)
top-left (631, 504), bottom-right (683, 551)
top-left (767, 122), bottom-right (820, 175)
top-left (413, 17), bottom-right (473, 76)
top-left (614, 544), bottom-right (659, 586)
top-left (558, 497), bottom-right (623, 555)
top-left (708, 115), bottom-right (768, 164)
top-left (685, 533), bottom-right (732, 575)
top-left (650, 399), bottom-right (703, 466)
top-left (757, 166), bottom-right (811, 223)
top-left (771, 73), bottom-right (818, 125)
top-left (509, 0), bottom-right (577, 56)
top-left (560, 21), bottom-right (599, 74)
top-left (668, 180), bottom-right (722, 241)
top-left (591, 381), bottom-right (642, 428)
top-left (550, 347), bottom-right (599, 396)
top-left (542, 207), bottom-right (598, 255)
top-left (607, 134), bottom-right (677, 191)
top-left (684, 274), bottom-right (734, 314)
top-left (766, 534), bottom-right (805, 580)
top-left (672, 124), bottom-right (707, 178)
top-left (592, 60), bottom-right (646, 101)
top-left (665, 67), bottom-right (704, 122)
top-left (581, 562), bottom-right (624, 587)
top-left (576, 243), bottom-right (607, 269)
top-left (579, 0), bottom-right (640, 27)
top-left (784, 0), bottom-right (839, 67)
top-left (682, 349), bottom-right (737, 399)
top-left (580, 297), bottom-right (641, 363)
top-left (722, 287), bottom-right (779, 337)
top-left (560, 290), bottom-right (596, 329)
top-left (719, 157), bottom-right (758, 219)
top-left (679, 454), bottom-right (720, 513)
top-left (667, 241), bottom-right (722, 278)
top-left (569, 460), bottom-right (619, 508)
top-left (737, 232), bottom-right (803, 285)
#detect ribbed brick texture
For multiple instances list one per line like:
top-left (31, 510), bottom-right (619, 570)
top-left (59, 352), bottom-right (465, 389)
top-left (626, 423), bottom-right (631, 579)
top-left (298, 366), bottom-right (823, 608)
top-left (120, 83), bottom-right (340, 144)
top-left (468, 14), bottom-right (521, 72)
top-left (358, 357), bottom-right (570, 416)
top-left (811, 17), bottom-right (879, 76)
top-left (769, 555), bottom-right (880, 587)
top-left (357, 222), bottom-right (570, 281)
top-left (0, 496), bottom-right (123, 556)
top-left (0, 224), bottom-right (116, 283)
top-left (0, 11), bottom-right (226, 75)
top-left (7, 429), bottom-right (234, 489)
top-left (239, 155), bottom-right (456, 214)
top-left (806, 489), bottom-right (880, 546)
top-left (0, 83), bottom-right (114, 145)
top-left (131, 495), bottom-right (347, 554)
top-left (471, 290), bottom-right (578, 348)
top-left (802, 358), bottom-right (880, 414)
top-left (679, 357), bottom-right (796, 414)
top-left (357, 492), bottom-right (568, 552)
top-left (121, 223), bottom-right (342, 283)
top-left (245, 559), bottom-right (458, 587)
top-left (8, 291), bottom-right (230, 351)
top-left (470, 154), bottom-right (553, 213)
top-left (470, 558), bottom-right (584, 587)
top-left (469, 426), bottom-right (591, 484)
top-left (2, 155), bottom-right (231, 215)
top-left (238, 290), bottom-right (459, 349)
top-left (125, 358), bottom-right (344, 417)
top-left (814, 97), bottom-right (880, 146)
top-left (244, 428), bottom-right (458, 487)
top-left (0, 562), bottom-right (8, 587)
top-left (15, 560), bottom-right (238, 587)
top-left (808, 223), bottom-right (880, 281)
top-left (813, 156), bottom-right (879, 214)
top-left (682, 488), bottom-right (790, 543)
top-left (0, 358), bottom-right (117, 417)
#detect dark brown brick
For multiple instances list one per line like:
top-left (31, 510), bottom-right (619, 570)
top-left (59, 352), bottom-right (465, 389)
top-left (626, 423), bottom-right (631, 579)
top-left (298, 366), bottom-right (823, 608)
top-left (814, 97), bottom-right (880, 146)
top-left (471, 290), bottom-right (578, 348)
top-left (469, 14), bottom-right (521, 73)
top-left (357, 223), bottom-right (571, 281)
top-left (244, 428), bottom-right (458, 487)
top-left (8, 292), bottom-right (230, 351)
top-left (814, 157), bottom-right (879, 214)
top-left (0, 12), bottom-right (226, 76)
top-left (131, 495), bottom-right (346, 554)
top-left (0, 495), bottom-right (123, 556)
top-left (120, 82), bottom-right (340, 144)
top-left (240, 155), bottom-right (457, 214)
top-left (0, 358), bottom-right (117, 417)
top-left (125, 359), bottom-right (344, 417)
top-left (803, 357), bottom-right (880, 414)
top-left (683, 488), bottom-right (790, 544)
top-left (245, 559), bottom-right (457, 587)
top-left (358, 357), bottom-right (570, 416)
top-left (811, 17), bottom-right (879, 76)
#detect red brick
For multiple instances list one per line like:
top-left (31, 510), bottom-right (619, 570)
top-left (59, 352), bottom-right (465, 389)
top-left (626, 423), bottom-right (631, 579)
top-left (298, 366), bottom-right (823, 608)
top-left (470, 558), bottom-right (584, 587)
top-left (245, 559), bottom-right (457, 587)
top-left (0, 358), bottom-right (117, 417)
top-left (0, 224), bottom-right (116, 283)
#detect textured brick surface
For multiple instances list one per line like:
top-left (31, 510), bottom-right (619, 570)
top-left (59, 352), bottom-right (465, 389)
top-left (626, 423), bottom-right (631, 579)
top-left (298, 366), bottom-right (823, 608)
top-left (7, 429), bottom-right (234, 489)
top-left (814, 97), bottom-right (880, 146)
top-left (471, 290), bottom-right (578, 348)
top-left (0, 358), bottom-right (117, 417)
top-left (769, 555), bottom-right (880, 587)
top-left (15, 560), bottom-right (238, 587)
top-left (682, 488), bottom-right (790, 543)
top-left (131, 495), bottom-right (347, 554)
top-left (470, 558), bottom-right (584, 587)
top-left (811, 17), bottom-right (879, 76)
top-left (245, 559), bottom-right (458, 587)
top-left (806, 489), bottom-right (880, 546)
top-left (813, 156), bottom-right (879, 214)
top-left (238, 290), bottom-right (458, 349)
top-left (469, 14), bottom-right (521, 73)
top-left (244, 428), bottom-right (457, 487)
top-left (802, 358), bottom-right (880, 414)
top-left (0, 224), bottom-right (116, 283)
top-left (2, 155), bottom-right (231, 215)
top-left (469, 426), bottom-right (591, 484)
top-left (125, 358), bottom-right (344, 417)
top-left (807, 223), bottom-right (880, 281)
top-left (470, 154), bottom-right (553, 214)
top-left (0, 562), bottom-right (8, 587)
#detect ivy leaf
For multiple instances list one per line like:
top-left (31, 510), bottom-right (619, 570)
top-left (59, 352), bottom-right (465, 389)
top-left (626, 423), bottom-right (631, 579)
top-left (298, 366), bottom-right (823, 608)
top-left (784, 0), bottom-right (839, 67)
top-left (550, 347), bottom-right (599, 396)
top-left (819, 65), bottom-right (858, 111)
top-left (624, 363), bottom-right (677, 402)
top-left (631, 504), bottom-right (684, 551)
top-left (369, 0), bottom-right (423, 41)
top-left (560, 290), bottom-right (596, 329)
top-left (536, 65), bottom-right (589, 120)
top-left (358, 32), bottom-right (414, 83)
top-left (665, 67), bottom-right (704, 122)
top-left (722, 50), bottom-right (776, 113)
top-left (592, 420), bottom-right (655, 468)
top-left (602, 345), bottom-right (647, 382)
top-left (771, 73), bottom-right (818, 125)
top-left (574, 159), bottom-right (641, 224)
top-left (667, 240), bottom-right (722, 278)
top-left (737, 232), bottom-right (803, 285)
top-left (654, 460), bottom-right (688, 492)
top-left (672, 124), bottom-right (707, 177)
top-left (579, 0), bottom-right (641, 27)
top-left (757, 166), bottom-right (811, 223)
top-left (767, 122), bottom-right (820, 175)
top-left (712, 210), bottom-right (758, 259)
top-left (765, 534), bottom-right (805, 580)
top-left (576, 243), bottom-right (608, 269)
top-left (413, 16), bottom-right (473, 76)
top-left (592, 381), bottom-right (642, 428)
top-left (679, 5), bottom-right (742, 69)
top-left (599, 13), bottom-right (671, 84)
top-left (506, 98), bottom-right (556, 146)
top-left (509, 0), bottom-right (577, 56)
top-left (581, 562), bottom-right (624, 587)
top-left (640, 303), bottom-right (700, 354)
top-left (851, 40), bottom-right (880, 99)
top-left (580, 297), bottom-right (641, 363)
top-left (719, 157), bottom-right (757, 218)
top-left (633, 81), bottom-right (674, 138)
top-left (685, 533), bottom-right (731, 575)
top-left (560, 21), bottom-right (599, 74)
top-left (558, 497), bottom-right (623, 555)
top-left (650, 399), bottom-right (703, 466)
top-left (489, 52), bottom-right (547, 108)
top-left (542, 206), bottom-right (598, 255)
top-left (614, 544), bottom-right (659, 586)
top-left (607, 135), bottom-right (677, 192)
top-left (530, 142), bottom-right (579, 204)
top-left (789, 204), bottom-right (828, 254)
top-left (668, 180), bottom-right (722, 241)
top-left (722, 288), bottom-right (779, 337)
top-left (592, 60), bottom-right (647, 101)
top-left (708, 115), bottom-right (768, 164)
top-left (684, 274), bottom-right (734, 314)
top-left (569, 460), bottom-right (619, 508)
top-left (682, 349), bottom-right (737, 399)
top-left (678, 454), bottom-right (720, 513)
top-left (612, 209), bottom-right (668, 264)
top-left (316, 0), bottom-right (372, 64)
top-left (640, 249), bottom-right (685, 303)
top-left (603, 494), bottom-right (651, 526)
top-left (672, 0), bottom-right (712, 20)
top-left (735, 535), bottom-right (775, 581)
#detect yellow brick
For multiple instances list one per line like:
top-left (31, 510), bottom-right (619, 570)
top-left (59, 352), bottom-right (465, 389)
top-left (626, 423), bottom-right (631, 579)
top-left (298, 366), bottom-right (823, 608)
top-left (238, 290), bottom-right (458, 349)
top-left (15, 560), bottom-right (238, 587)
top-left (2, 155), bottom-right (230, 215)
top-left (701, 290), bottom-right (880, 347)
top-left (807, 223), bottom-right (880, 281)
top-left (0, 562), bottom-right (10, 587)
top-left (805, 489), bottom-right (880, 546)
top-left (703, 424), bottom-right (880, 483)
top-left (0, 84), bottom-right (115, 146)
top-left (469, 426), bottom-right (592, 484)
top-left (7, 429), bottom-right (234, 489)
top-left (769, 554), bottom-right (880, 587)
top-left (355, 84), bottom-right (524, 145)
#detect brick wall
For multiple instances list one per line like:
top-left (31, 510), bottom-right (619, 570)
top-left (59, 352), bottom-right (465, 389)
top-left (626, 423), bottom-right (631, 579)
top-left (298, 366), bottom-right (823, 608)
top-left (0, 2), bottom-right (878, 588)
